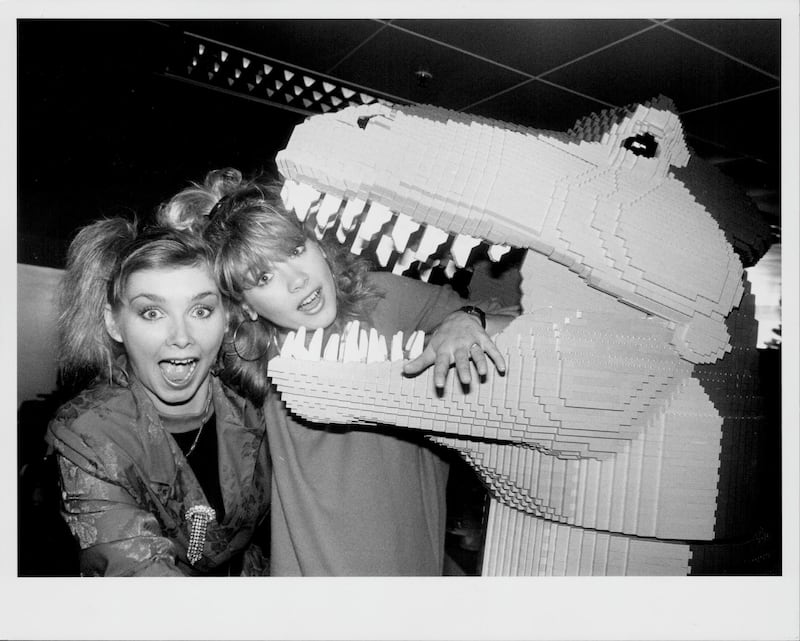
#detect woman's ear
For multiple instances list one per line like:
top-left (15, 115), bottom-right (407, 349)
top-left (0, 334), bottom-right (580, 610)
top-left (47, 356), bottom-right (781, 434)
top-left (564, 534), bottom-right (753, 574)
top-left (241, 302), bottom-right (259, 322)
top-left (103, 305), bottom-right (123, 343)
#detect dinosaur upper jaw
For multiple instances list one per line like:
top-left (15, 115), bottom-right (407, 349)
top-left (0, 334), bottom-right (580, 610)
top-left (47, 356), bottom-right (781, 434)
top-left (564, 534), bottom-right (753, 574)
top-left (276, 101), bottom-right (746, 364)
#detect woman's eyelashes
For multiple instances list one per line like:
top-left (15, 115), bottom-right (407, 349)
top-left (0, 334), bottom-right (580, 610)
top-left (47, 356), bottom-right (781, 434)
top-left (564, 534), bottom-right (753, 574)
top-left (191, 304), bottom-right (216, 319)
top-left (139, 306), bottom-right (165, 321)
top-left (254, 243), bottom-right (306, 287)
top-left (136, 304), bottom-right (217, 320)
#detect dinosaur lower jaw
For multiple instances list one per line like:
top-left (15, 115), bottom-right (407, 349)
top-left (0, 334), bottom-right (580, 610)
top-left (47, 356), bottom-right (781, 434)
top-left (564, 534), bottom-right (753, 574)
top-left (270, 310), bottom-right (696, 454)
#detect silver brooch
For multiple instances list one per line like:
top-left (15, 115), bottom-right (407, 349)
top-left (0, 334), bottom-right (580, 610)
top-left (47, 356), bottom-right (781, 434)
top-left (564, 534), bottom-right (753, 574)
top-left (186, 505), bottom-right (216, 565)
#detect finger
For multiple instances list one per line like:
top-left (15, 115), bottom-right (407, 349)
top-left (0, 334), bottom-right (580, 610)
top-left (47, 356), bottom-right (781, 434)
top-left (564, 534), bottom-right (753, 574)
top-left (433, 351), bottom-right (453, 388)
top-left (482, 340), bottom-right (507, 373)
top-left (469, 343), bottom-right (489, 377)
top-left (403, 348), bottom-right (435, 376)
top-left (454, 348), bottom-right (473, 385)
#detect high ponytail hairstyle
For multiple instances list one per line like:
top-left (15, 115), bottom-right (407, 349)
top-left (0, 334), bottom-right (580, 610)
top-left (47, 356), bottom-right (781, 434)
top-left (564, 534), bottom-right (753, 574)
top-left (158, 168), bottom-right (383, 403)
top-left (57, 217), bottom-right (137, 383)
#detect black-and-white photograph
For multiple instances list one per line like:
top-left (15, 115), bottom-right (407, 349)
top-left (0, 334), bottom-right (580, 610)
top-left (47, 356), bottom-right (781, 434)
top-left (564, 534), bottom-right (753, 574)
top-left (5, 3), bottom-right (798, 640)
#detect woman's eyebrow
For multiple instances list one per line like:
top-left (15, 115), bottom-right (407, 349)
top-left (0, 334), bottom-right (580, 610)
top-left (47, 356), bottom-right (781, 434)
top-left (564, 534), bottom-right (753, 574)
top-left (127, 291), bottom-right (220, 304)
top-left (128, 292), bottom-right (165, 304)
top-left (192, 291), bottom-right (220, 301)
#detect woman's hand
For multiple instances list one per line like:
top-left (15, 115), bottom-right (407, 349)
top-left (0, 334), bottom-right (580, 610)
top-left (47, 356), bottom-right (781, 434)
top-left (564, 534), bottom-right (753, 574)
top-left (402, 310), bottom-right (509, 389)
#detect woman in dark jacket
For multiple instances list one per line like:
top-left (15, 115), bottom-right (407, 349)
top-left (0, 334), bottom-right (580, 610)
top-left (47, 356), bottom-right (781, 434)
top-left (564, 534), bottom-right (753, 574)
top-left (47, 218), bottom-right (270, 576)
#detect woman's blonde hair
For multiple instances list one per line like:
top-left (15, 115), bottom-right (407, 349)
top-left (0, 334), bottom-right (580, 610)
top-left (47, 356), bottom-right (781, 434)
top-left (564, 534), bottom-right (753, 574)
top-left (158, 168), bottom-right (382, 403)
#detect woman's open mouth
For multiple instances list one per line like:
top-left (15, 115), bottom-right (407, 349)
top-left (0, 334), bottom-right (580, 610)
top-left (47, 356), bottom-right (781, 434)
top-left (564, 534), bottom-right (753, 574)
top-left (298, 287), bottom-right (323, 313)
top-left (159, 358), bottom-right (198, 386)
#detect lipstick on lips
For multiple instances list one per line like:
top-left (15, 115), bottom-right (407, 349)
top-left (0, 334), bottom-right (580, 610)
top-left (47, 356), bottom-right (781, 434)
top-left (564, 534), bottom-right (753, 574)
top-left (298, 287), bottom-right (323, 313)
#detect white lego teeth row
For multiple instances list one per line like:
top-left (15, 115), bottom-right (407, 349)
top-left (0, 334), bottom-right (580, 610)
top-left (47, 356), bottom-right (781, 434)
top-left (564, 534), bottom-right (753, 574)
top-left (279, 320), bottom-right (425, 363)
top-left (280, 179), bottom-right (512, 279)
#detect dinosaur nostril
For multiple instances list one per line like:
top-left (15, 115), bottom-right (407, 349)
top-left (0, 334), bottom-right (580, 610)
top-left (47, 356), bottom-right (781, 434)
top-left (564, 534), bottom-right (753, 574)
top-left (622, 132), bottom-right (658, 158)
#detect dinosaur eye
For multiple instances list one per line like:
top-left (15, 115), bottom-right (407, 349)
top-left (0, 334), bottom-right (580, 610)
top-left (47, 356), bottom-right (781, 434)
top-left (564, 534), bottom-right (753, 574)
top-left (622, 132), bottom-right (658, 158)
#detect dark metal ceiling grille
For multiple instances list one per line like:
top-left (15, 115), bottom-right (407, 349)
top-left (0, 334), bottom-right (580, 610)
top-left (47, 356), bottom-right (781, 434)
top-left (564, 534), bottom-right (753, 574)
top-left (163, 31), bottom-right (403, 116)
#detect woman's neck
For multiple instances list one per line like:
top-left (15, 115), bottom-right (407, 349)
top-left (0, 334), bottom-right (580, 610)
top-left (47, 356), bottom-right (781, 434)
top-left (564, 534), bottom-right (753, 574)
top-left (150, 379), bottom-right (213, 424)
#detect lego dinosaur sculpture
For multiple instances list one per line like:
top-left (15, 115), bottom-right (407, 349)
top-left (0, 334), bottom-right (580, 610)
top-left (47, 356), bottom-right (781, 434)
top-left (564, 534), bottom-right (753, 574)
top-left (269, 97), bottom-right (774, 575)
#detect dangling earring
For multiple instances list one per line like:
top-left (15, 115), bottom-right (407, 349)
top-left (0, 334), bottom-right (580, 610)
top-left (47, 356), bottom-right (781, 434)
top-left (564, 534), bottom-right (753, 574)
top-left (230, 316), bottom-right (272, 362)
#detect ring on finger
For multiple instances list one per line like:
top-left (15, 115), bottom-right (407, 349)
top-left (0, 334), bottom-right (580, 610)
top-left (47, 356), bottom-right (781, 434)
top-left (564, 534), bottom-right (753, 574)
top-left (468, 342), bottom-right (481, 352)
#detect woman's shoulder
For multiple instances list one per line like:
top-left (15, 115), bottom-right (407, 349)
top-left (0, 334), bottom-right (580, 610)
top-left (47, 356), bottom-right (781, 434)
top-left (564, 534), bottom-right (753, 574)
top-left (365, 271), bottom-right (465, 333)
top-left (365, 271), bottom-right (439, 304)
top-left (365, 270), bottom-right (409, 292)
top-left (49, 381), bottom-right (137, 440)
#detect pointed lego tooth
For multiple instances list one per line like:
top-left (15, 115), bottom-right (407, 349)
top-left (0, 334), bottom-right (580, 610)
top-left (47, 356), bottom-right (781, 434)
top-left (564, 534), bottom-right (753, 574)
top-left (375, 234), bottom-right (395, 267)
top-left (342, 321), bottom-right (361, 362)
top-left (335, 221), bottom-right (349, 244)
top-left (390, 331), bottom-right (404, 361)
top-left (279, 180), bottom-right (294, 211)
top-left (450, 234), bottom-right (481, 268)
top-left (280, 330), bottom-right (296, 357)
top-left (366, 328), bottom-right (379, 363)
top-left (340, 198), bottom-right (366, 231)
top-left (390, 213), bottom-right (420, 253)
top-left (323, 333), bottom-right (340, 361)
top-left (293, 326), bottom-right (308, 359)
top-left (419, 265), bottom-right (433, 282)
top-left (407, 330), bottom-right (425, 359)
top-left (358, 328), bottom-right (369, 362)
top-left (296, 186), bottom-right (321, 223)
top-left (442, 259), bottom-right (457, 279)
top-left (361, 203), bottom-right (393, 237)
top-left (280, 180), bottom-right (320, 222)
top-left (307, 328), bottom-right (323, 360)
top-left (391, 262), bottom-right (409, 275)
top-left (416, 225), bottom-right (449, 262)
top-left (350, 235), bottom-right (366, 256)
top-left (392, 248), bottom-right (416, 275)
top-left (366, 328), bottom-right (388, 363)
top-left (488, 244), bottom-right (511, 262)
top-left (316, 193), bottom-right (342, 230)
top-left (352, 203), bottom-right (393, 254)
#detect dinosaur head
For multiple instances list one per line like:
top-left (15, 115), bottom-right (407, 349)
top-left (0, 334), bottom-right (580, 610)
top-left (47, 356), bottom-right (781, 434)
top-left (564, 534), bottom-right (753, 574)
top-left (266, 98), bottom-right (770, 548)
top-left (276, 97), bottom-right (754, 364)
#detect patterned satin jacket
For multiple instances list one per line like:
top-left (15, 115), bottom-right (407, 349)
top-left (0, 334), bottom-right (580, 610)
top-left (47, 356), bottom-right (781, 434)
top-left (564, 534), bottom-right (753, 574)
top-left (47, 372), bottom-right (271, 576)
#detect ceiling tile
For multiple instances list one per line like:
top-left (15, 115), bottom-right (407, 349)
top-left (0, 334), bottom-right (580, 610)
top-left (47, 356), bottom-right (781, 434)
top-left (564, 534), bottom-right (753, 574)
top-left (390, 19), bottom-right (654, 77)
top-left (329, 25), bottom-right (529, 109)
top-left (667, 19), bottom-right (780, 77)
top-left (161, 19), bottom-right (386, 74)
top-left (544, 24), bottom-right (778, 112)
top-left (466, 79), bottom-right (608, 132)
top-left (680, 90), bottom-right (780, 178)
top-left (711, 157), bottom-right (781, 212)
